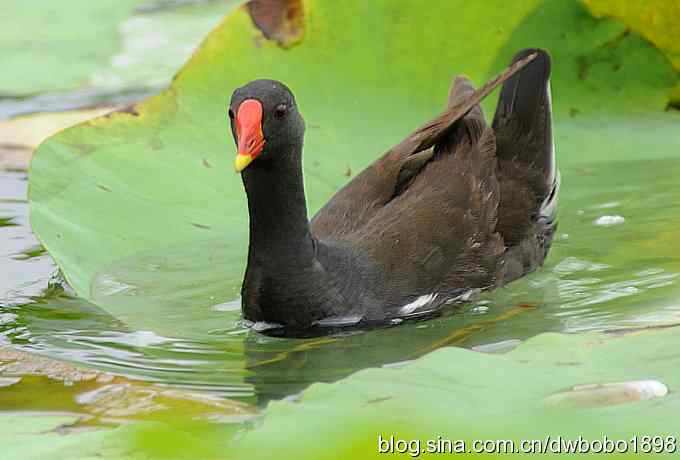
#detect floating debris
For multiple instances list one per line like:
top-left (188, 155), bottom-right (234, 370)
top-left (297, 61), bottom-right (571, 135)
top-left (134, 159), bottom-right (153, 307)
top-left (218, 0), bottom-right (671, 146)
top-left (544, 379), bottom-right (668, 408)
top-left (594, 215), bottom-right (625, 226)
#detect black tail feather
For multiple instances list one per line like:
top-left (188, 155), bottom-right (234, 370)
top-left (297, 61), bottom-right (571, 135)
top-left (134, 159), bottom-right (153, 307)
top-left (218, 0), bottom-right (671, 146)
top-left (492, 48), bottom-right (555, 197)
top-left (493, 48), bottom-right (558, 261)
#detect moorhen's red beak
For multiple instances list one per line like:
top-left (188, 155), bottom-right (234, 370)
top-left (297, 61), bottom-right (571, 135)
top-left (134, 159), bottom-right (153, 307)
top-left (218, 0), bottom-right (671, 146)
top-left (234, 99), bottom-right (265, 173)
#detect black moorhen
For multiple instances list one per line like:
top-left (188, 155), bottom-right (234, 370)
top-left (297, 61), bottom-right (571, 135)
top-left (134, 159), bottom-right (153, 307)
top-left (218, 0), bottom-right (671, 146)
top-left (228, 48), bottom-right (558, 336)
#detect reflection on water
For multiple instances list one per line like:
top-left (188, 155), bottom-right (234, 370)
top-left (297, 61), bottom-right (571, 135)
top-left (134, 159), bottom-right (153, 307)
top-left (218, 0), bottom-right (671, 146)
top-left (3, 159), bottom-right (680, 405)
top-left (0, 171), bottom-right (56, 303)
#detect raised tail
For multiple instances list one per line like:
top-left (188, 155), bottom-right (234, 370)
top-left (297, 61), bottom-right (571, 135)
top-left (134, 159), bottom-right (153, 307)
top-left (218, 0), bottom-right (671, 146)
top-left (493, 48), bottom-right (556, 203)
top-left (492, 48), bottom-right (559, 276)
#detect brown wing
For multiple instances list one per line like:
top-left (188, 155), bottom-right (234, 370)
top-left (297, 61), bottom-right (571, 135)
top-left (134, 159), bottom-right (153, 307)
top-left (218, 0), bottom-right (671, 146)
top-left (310, 52), bottom-right (537, 240)
top-left (349, 78), bottom-right (505, 304)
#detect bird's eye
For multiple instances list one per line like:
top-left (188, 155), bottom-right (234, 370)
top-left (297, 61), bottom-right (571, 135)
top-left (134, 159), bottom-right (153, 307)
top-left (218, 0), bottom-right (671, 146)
top-left (274, 103), bottom-right (288, 119)
top-left (228, 108), bottom-right (235, 120)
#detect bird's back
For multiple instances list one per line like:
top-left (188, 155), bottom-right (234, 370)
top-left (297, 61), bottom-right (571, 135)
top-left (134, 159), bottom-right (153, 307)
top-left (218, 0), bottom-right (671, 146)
top-left (311, 49), bottom-right (557, 315)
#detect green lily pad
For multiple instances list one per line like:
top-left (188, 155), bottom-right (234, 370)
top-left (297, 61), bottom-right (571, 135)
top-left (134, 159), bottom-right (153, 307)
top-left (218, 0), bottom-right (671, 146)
top-left (0, 412), bottom-right (240, 460)
top-left (235, 326), bottom-right (680, 459)
top-left (0, 413), bottom-right (134, 460)
top-left (88, 0), bottom-right (245, 92)
top-left (5, 325), bottom-right (680, 459)
top-left (1, 0), bottom-right (143, 96)
top-left (0, 0), bottom-right (241, 97)
top-left (19, 2), bottom-right (680, 457)
top-left (29, 0), bottom-right (680, 338)
top-left (584, 0), bottom-right (680, 73)
top-left (582, 0), bottom-right (680, 105)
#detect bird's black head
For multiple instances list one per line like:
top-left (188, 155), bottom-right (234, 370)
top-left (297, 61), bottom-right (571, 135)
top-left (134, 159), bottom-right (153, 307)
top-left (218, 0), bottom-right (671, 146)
top-left (228, 79), bottom-right (305, 172)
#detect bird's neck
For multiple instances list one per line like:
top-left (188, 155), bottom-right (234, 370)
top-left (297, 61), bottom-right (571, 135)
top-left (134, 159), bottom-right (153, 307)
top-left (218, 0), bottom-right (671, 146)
top-left (241, 151), bottom-right (314, 262)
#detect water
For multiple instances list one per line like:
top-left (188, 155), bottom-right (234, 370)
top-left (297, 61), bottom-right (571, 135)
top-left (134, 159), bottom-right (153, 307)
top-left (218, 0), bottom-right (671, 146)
top-left (2, 0), bottom-right (680, 418)
top-left (3, 157), bottom-right (680, 405)
top-left (0, 171), bottom-right (55, 304)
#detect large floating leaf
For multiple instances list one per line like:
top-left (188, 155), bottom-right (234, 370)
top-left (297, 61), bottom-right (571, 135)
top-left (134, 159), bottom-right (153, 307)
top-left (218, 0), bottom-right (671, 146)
top-left (0, 413), bottom-right (235, 460)
top-left (21, 2), bottom-right (680, 457)
top-left (583, 0), bottom-right (680, 72)
top-left (4, 325), bottom-right (680, 459)
top-left (29, 0), bottom-right (680, 337)
top-left (236, 326), bottom-right (680, 459)
top-left (0, 414), bottom-right (136, 460)
top-left (9, 324), bottom-right (680, 459)
top-left (1, 0), bottom-right (142, 95)
top-left (0, 0), bottom-right (240, 97)
top-left (583, 0), bottom-right (680, 103)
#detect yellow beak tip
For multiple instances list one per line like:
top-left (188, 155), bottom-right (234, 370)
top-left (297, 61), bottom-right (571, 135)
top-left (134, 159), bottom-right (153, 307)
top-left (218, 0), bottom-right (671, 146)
top-left (234, 154), bottom-right (254, 173)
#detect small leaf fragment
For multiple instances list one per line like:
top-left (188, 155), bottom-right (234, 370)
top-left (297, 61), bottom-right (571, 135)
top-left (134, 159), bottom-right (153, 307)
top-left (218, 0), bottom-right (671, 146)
top-left (247, 0), bottom-right (304, 48)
